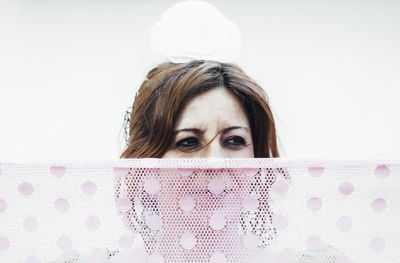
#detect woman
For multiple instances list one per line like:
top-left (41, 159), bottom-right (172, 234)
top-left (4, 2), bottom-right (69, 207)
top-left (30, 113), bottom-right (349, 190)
top-left (116, 60), bottom-right (282, 262)
top-left (120, 60), bottom-right (280, 159)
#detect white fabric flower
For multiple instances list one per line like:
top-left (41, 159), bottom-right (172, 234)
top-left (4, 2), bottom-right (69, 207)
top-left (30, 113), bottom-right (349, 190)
top-left (150, 0), bottom-right (241, 63)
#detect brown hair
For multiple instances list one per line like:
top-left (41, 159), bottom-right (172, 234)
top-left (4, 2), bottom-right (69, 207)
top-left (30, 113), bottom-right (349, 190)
top-left (120, 60), bottom-right (279, 158)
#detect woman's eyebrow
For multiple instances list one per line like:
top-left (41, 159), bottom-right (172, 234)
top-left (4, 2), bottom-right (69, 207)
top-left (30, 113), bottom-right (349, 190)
top-left (221, 126), bottom-right (249, 133)
top-left (173, 128), bottom-right (204, 134)
top-left (174, 126), bottom-right (249, 134)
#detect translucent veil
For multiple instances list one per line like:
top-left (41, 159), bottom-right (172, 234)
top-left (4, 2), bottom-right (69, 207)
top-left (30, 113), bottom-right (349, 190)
top-left (0, 159), bottom-right (399, 262)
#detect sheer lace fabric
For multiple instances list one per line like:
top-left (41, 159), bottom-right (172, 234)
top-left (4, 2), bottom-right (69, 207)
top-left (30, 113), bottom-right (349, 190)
top-left (0, 159), bottom-right (398, 262)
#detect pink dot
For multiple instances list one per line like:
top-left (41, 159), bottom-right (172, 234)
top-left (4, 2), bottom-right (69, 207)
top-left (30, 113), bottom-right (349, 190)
top-left (177, 168), bottom-right (195, 177)
top-left (113, 167), bottom-right (130, 178)
top-left (338, 182), bottom-right (355, 196)
top-left (307, 167), bottom-right (325, 177)
top-left (209, 213), bottom-right (226, 231)
top-left (18, 182), bottom-right (34, 197)
top-left (179, 196), bottom-right (195, 212)
top-left (146, 215), bottom-right (163, 231)
top-left (147, 251), bottom-right (165, 263)
top-left (336, 216), bottom-right (353, 232)
top-left (306, 197), bottom-right (323, 211)
top-left (118, 234), bottom-right (135, 249)
top-left (57, 235), bottom-right (73, 251)
top-left (85, 215), bottom-right (101, 231)
top-left (54, 198), bottom-right (70, 213)
top-left (81, 181), bottom-right (97, 196)
top-left (0, 235), bottom-right (10, 251)
top-left (208, 178), bottom-right (225, 195)
top-left (369, 237), bottom-right (385, 253)
top-left (0, 199), bottom-right (7, 213)
top-left (242, 196), bottom-right (259, 212)
top-left (271, 180), bottom-right (289, 195)
top-left (374, 165), bottom-right (390, 179)
top-left (144, 179), bottom-right (161, 195)
top-left (306, 235), bottom-right (322, 250)
top-left (23, 216), bottom-right (39, 232)
top-left (25, 255), bottom-right (41, 263)
top-left (242, 168), bottom-right (259, 178)
top-left (243, 234), bottom-right (259, 249)
top-left (179, 232), bottom-right (197, 250)
top-left (116, 197), bottom-right (131, 213)
top-left (273, 215), bottom-right (289, 231)
top-left (371, 198), bottom-right (387, 213)
top-left (336, 255), bottom-right (352, 263)
top-left (49, 166), bottom-right (66, 178)
top-left (210, 251), bottom-right (227, 263)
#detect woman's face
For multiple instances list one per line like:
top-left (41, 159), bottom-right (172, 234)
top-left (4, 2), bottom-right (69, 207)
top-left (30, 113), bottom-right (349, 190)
top-left (162, 88), bottom-right (254, 158)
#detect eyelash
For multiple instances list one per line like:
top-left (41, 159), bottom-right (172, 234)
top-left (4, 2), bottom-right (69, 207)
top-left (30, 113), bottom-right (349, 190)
top-left (175, 136), bottom-right (246, 150)
top-left (175, 137), bottom-right (201, 149)
top-left (223, 136), bottom-right (246, 147)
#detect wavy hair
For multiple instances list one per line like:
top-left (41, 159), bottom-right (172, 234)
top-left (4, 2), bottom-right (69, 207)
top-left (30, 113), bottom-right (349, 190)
top-left (120, 60), bottom-right (280, 158)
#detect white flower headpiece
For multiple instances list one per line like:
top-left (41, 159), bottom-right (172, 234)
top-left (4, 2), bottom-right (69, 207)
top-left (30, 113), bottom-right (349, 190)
top-left (150, 0), bottom-right (242, 64)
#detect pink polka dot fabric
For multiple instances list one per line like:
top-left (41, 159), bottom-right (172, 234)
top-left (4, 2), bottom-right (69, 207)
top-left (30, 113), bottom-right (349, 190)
top-left (0, 159), bottom-right (398, 262)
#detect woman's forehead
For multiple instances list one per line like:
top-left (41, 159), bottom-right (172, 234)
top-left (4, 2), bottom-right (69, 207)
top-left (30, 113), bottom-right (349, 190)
top-left (175, 88), bottom-right (250, 129)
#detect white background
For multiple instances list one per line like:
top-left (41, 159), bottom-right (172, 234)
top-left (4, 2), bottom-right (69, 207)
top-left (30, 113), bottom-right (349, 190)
top-left (1, 0), bottom-right (399, 162)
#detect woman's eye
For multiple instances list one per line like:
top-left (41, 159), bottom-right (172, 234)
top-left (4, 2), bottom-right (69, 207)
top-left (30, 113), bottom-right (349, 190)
top-left (223, 136), bottom-right (246, 147)
top-left (175, 137), bottom-right (200, 149)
